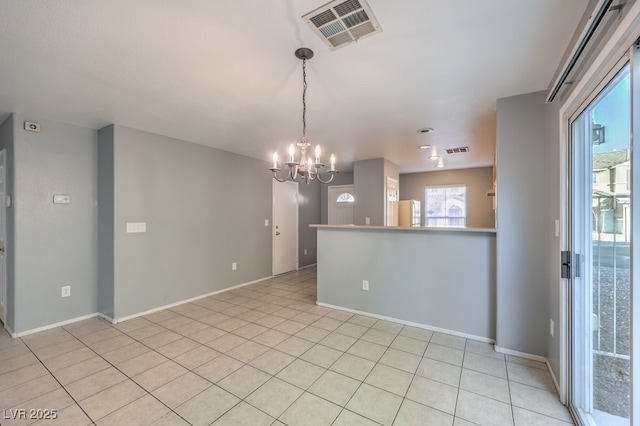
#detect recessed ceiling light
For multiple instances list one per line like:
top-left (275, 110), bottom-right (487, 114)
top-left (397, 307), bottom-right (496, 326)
top-left (418, 144), bottom-right (431, 149)
top-left (417, 128), bottom-right (434, 134)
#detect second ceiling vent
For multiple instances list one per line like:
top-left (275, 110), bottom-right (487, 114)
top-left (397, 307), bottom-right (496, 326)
top-left (303, 0), bottom-right (382, 50)
top-left (445, 147), bottom-right (470, 154)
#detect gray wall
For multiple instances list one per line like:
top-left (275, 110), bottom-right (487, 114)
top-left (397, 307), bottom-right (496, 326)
top-left (354, 158), bottom-right (384, 225)
top-left (317, 227), bottom-right (496, 339)
top-left (97, 125), bottom-right (115, 319)
top-left (384, 159), bottom-right (399, 185)
top-left (353, 158), bottom-right (399, 226)
top-left (496, 91), bottom-right (548, 356)
top-left (104, 125), bottom-right (272, 319)
top-left (320, 172), bottom-right (354, 224)
top-left (0, 115), bottom-right (15, 330)
top-left (400, 167), bottom-right (495, 228)
top-left (298, 180), bottom-right (320, 267)
top-left (12, 114), bottom-right (98, 333)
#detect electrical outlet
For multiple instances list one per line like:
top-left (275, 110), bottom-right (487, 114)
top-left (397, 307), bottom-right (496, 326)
top-left (265, 219), bottom-right (269, 226)
top-left (232, 262), bottom-right (237, 271)
top-left (550, 318), bottom-right (554, 337)
top-left (365, 217), bottom-right (371, 225)
top-left (362, 280), bottom-right (369, 291)
top-left (61, 286), bottom-right (71, 298)
top-left (304, 249), bottom-right (307, 255)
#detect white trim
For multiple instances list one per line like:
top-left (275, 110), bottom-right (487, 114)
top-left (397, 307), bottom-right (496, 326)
top-left (97, 313), bottom-right (117, 324)
top-left (299, 263), bottom-right (317, 270)
top-left (113, 276), bottom-right (271, 323)
top-left (494, 345), bottom-right (547, 363)
top-left (316, 301), bottom-right (494, 344)
top-left (13, 313), bottom-right (99, 337)
top-left (5, 323), bottom-right (15, 338)
top-left (547, 358), bottom-right (563, 398)
top-left (5, 276), bottom-right (272, 336)
top-left (0, 149), bottom-right (6, 327)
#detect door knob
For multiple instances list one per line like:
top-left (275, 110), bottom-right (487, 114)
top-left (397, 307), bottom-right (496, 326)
top-left (275, 231), bottom-right (281, 236)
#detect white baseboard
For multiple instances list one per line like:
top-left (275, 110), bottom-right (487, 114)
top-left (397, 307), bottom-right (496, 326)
top-left (7, 276), bottom-right (272, 336)
top-left (113, 276), bottom-right (272, 323)
top-left (97, 313), bottom-right (117, 325)
top-left (316, 301), bottom-right (495, 344)
top-left (494, 345), bottom-right (547, 363)
top-left (13, 313), bottom-right (99, 338)
top-left (547, 359), bottom-right (562, 397)
top-left (299, 263), bottom-right (317, 270)
top-left (5, 323), bottom-right (15, 338)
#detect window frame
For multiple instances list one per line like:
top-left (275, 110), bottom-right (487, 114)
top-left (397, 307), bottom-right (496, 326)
top-left (424, 184), bottom-right (468, 228)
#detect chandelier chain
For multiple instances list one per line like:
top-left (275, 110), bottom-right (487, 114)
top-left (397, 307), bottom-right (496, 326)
top-left (302, 57), bottom-right (307, 139)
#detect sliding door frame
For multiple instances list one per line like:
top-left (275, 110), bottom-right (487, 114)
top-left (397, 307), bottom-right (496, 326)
top-left (556, 0), bottom-right (640, 413)
top-left (567, 55), bottom-right (630, 425)
top-left (557, 6), bottom-right (640, 423)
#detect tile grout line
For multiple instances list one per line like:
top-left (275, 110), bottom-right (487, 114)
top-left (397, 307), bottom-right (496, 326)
top-left (19, 334), bottom-right (98, 426)
top-left (10, 268), bottom-right (567, 426)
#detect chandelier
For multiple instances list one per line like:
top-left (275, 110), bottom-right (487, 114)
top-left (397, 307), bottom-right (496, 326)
top-left (270, 48), bottom-right (337, 184)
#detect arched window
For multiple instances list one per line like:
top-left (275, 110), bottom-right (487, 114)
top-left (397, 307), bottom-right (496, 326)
top-left (336, 193), bottom-right (355, 203)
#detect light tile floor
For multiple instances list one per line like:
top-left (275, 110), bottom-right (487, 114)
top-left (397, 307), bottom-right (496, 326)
top-left (0, 267), bottom-right (575, 425)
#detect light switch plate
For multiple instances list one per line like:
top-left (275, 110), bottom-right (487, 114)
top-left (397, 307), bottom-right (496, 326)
top-left (53, 194), bottom-right (71, 204)
top-left (126, 222), bottom-right (147, 233)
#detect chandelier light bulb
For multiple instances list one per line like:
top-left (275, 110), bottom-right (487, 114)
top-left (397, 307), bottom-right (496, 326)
top-left (272, 152), bottom-right (278, 169)
top-left (430, 148), bottom-right (439, 160)
top-left (437, 157), bottom-right (445, 168)
top-left (288, 144), bottom-right (296, 163)
top-left (314, 145), bottom-right (321, 163)
top-left (330, 154), bottom-right (336, 171)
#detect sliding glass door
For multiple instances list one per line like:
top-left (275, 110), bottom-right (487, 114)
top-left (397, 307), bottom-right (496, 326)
top-left (569, 56), bottom-right (633, 425)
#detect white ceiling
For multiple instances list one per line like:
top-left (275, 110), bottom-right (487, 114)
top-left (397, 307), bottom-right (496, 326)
top-left (0, 0), bottom-right (588, 173)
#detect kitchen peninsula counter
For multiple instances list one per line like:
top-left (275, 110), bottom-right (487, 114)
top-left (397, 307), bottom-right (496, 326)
top-left (311, 224), bottom-right (497, 341)
top-left (310, 224), bottom-right (496, 233)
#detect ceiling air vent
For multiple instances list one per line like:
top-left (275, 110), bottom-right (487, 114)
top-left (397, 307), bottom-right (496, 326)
top-left (303, 0), bottom-right (382, 50)
top-left (445, 147), bottom-right (470, 154)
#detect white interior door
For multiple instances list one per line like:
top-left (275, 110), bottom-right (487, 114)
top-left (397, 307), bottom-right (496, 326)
top-left (273, 180), bottom-right (298, 275)
top-left (328, 185), bottom-right (354, 225)
top-left (0, 150), bottom-right (6, 326)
